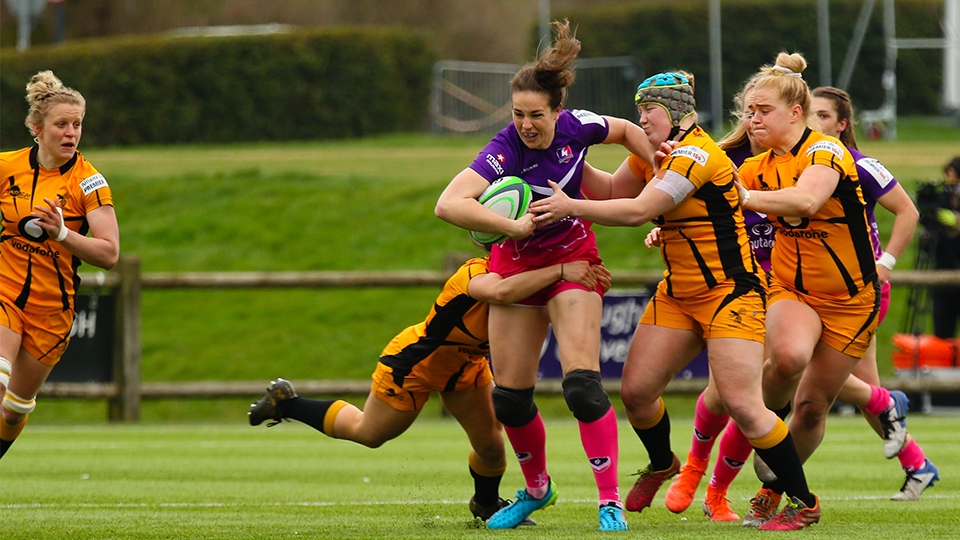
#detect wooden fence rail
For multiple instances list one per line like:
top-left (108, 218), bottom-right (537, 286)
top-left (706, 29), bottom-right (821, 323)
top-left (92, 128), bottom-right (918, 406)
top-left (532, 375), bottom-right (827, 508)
top-left (39, 256), bottom-right (960, 421)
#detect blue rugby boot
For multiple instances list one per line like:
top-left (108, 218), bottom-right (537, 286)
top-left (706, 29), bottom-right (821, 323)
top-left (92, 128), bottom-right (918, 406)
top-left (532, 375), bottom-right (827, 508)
top-left (487, 479), bottom-right (557, 529)
top-left (598, 503), bottom-right (628, 531)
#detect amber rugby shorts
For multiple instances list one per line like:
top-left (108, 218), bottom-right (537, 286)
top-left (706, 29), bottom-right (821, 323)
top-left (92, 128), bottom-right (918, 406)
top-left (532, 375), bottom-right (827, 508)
top-left (0, 298), bottom-right (73, 365)
top-left (372, 343), bottom-right (493, 411)
top-left (639, 279), bottom-right (766, 343)
top-left (767, 276), bottom-right (879, 358)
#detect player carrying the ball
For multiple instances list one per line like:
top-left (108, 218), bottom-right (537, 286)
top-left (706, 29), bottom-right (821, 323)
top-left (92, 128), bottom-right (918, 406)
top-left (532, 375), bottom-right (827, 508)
top-left (436, 19), bottom-right (657, 532)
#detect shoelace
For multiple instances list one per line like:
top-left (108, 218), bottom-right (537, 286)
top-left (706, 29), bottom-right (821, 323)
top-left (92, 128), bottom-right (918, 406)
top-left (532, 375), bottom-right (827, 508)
top-left (772, 498), bottom-right (804, 523)
top-left (879, 406), bottom-right (906, 437)
top-left (749, 495), bottom-right (775, 516)
top-left (631, 464), bottom-right (669, 479)
top-left (899, 472), bottom-right (921, 492)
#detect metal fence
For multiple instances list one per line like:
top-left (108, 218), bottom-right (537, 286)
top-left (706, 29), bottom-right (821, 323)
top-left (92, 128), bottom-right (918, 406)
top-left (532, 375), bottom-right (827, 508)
top-left (37, 256), bottom-right (960, 422)
top-left (430, 57), bottom-right (642, 135)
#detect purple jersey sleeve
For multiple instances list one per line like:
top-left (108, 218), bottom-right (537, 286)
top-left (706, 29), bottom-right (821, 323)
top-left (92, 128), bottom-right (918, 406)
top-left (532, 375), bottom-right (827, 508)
top-left (469, 126), bottom-right (521, 182)
top-left (850, 147), bottom-right (897, 258)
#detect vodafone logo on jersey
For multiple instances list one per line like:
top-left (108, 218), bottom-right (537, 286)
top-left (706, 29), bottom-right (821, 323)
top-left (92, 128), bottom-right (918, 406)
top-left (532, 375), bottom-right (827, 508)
top-left (556, 145), bottom-right (573, 164)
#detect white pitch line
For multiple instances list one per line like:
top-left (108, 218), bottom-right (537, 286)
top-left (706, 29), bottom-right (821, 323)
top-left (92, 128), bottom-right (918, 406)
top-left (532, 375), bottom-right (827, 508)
top-left (2, 493), bottom-right (957, 510)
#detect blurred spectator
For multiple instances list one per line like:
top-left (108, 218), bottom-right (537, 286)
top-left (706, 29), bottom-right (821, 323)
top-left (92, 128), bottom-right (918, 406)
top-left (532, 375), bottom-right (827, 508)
top-left (930, 157), bottom-right (960, 338)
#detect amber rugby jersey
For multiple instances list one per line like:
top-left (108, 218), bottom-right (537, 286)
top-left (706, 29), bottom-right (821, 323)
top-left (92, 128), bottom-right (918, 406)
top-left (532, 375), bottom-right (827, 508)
top-left (379, 257), bottom-right (492, 387)
top-left (1, 146), bottom-right (113, 313)
top-left (627, 153), bottom-right (655, 189)
top-left (738, 128), bottom-right (876, 299)
top-left (648, 126), bottom-right (761, 298)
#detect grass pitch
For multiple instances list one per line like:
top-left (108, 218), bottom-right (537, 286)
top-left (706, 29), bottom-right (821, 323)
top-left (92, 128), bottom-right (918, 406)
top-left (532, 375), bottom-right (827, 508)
top-left (2, 413), bottom-right (957, 539)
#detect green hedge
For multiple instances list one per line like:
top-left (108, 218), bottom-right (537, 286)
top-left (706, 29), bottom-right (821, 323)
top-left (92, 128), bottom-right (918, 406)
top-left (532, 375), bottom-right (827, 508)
top-left (0, 27), bottom-right (436, 148)
top-left (562, 0), bottom-right (944, 116)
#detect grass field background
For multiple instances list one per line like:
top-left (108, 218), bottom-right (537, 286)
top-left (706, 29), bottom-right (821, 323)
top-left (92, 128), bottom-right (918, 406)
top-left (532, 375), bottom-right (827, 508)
top-left (2, 414), bottom-right (957, 539)
top-left (37, 116), bottom-right (958, 398)
top-left (2, 118), bottom-right (958, 537)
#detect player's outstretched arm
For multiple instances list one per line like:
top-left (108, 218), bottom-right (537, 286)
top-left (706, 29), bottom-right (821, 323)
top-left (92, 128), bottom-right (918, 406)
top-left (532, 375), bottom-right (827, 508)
top-left (468, 260), bottom-right (602, 305)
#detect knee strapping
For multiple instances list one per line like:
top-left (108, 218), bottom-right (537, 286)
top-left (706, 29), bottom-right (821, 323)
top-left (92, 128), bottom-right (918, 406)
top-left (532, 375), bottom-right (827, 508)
top-left (3, 390), bottom-right (36, 415)
top-left (492, 385), bottom-right (538, 428)
top-left (562, 369), bottom-right (611, 423)
top-left (0, 357), bottom-right (10, 387)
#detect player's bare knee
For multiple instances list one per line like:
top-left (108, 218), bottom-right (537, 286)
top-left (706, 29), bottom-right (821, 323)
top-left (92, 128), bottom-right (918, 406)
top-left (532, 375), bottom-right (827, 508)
top-left (473, 441), bottom-right (506, 465)
top-left (358, 435), bottom-right (389, 449)
top-left (726, 403), bottom-right (767, 435)
top-left (562, 370), bottom-right (611, 423)
top-left (767, 351), bottom-right (808, 380)
top-left (492, 385), bottom-right (537, 428)
top-left (619, 383), bottom-right (656, 419)
top-left (793, 398), bottom-right (829, 430)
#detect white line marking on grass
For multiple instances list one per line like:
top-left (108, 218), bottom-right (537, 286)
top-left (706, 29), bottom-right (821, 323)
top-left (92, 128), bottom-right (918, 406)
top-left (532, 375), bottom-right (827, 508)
top-left (3, 493), bottom-right (957, 510)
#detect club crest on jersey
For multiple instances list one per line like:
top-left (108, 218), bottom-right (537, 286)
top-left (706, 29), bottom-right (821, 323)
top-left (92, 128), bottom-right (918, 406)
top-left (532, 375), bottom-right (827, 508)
top-left (671, 145), bottom-right (709, 166)
top-left (589, 457), bottom-right (611, 473)
top-left (807, 140), bottom-right (844, 160)
top-left (556, 145), bottom-right (574, 164)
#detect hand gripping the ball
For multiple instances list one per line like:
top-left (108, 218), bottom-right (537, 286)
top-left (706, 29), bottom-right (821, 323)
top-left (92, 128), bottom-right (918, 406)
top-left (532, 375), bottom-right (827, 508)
top-left (529, 180), bottom-right (574, 227)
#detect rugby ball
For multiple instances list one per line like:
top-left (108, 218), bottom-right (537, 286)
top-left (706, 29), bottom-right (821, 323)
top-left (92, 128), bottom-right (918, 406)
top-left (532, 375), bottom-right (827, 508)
top-left (469, 176), bottom-right (532, 245)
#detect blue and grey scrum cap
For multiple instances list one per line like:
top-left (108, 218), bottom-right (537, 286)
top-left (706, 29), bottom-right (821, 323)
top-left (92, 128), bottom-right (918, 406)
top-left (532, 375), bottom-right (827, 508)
top-left (634, 72), bottom-right (696, 128)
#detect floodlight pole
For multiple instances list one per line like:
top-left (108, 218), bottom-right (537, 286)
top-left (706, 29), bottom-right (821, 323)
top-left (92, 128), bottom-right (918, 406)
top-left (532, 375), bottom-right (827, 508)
top-left (709, 0), bottom-right (723, 133)
top-left (818, 0), bottom-right (833, 87)
top-left (946, 0), bottom-right (960, 111)
top-left (882, 0), bottom-right (898, 138)
top-left (539, 0), bottom-right (551, 48)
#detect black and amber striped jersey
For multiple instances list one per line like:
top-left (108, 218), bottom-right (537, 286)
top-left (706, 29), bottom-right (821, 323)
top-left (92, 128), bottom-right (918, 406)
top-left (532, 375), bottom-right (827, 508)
top-left (379, 257), bottom-right (492, 377)
top-left (1, 146), bottom-right (113, 313)
top-left (738, 128), bottom-right (876, 300)
top-left (651, 126), bottom-right (761, 298)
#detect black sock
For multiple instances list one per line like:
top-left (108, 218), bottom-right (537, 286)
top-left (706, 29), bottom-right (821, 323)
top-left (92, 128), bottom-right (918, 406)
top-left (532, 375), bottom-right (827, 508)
top-left (632, 408), bottom-right (673, 471)
top-left (470, 466), bottom-right (502, 508)
top-left (754, 432), bottom-right (814, 507)
top-left (773, 403), bottom-right (792, 420)
top-left (0, 438), bottom-right (12, 459)
top-left (278, 397), bottom-right (338, 434)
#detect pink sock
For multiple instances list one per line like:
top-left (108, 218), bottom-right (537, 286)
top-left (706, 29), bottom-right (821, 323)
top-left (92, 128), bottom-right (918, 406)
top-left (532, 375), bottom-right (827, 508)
top-left (504, 412), bottom-right (550, 497)
top-left (709, 419), bottom-right (753, 490)
top-left (864, 385), bottom-right (892, 416)
top-left (898, 439), bottom-right (926, 472)
top-left (690, 393), bottom-right (729, 461)
top-left (579, 406), bottom-right (621, 506)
